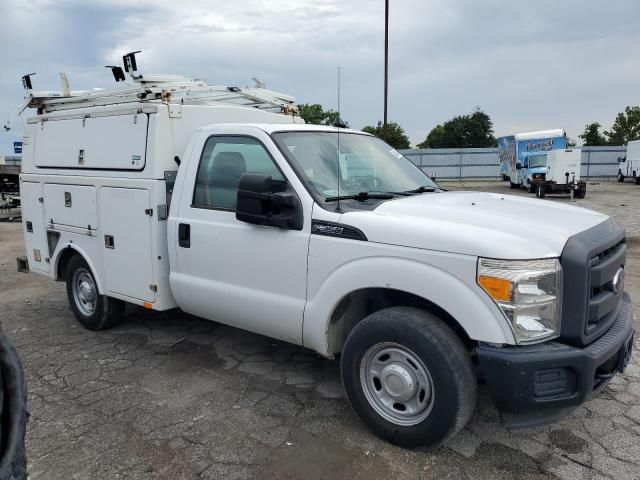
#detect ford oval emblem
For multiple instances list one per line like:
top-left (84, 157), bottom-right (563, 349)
top-left (612, 267), bottom-right (625, 294)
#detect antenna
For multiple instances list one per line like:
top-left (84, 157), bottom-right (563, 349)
top-left (336, 66), bottom-right (342, 213)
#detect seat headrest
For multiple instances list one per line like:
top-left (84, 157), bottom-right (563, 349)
top-left (211, 152), bottom-right (247, 183)
top-left (211, 152), bottom-right (247, 177)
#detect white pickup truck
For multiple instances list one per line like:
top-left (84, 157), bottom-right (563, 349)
top-left (14, 63), bottom-right (634, 449)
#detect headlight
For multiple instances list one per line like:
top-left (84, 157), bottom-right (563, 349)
top-left (477, 258), bottom-right (562, 344)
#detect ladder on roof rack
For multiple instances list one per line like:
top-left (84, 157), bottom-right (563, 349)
top-left (5, 72), bottom-right (298, 130)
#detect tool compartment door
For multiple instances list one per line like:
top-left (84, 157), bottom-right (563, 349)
top-left (43, 184), bottom-right (97, 230)
top-left (21, 182), bottom-right (50, 273)
top-left (101, 187), bottom-right (155, 302)
top-left (34, 113), bottom-right (148, 170)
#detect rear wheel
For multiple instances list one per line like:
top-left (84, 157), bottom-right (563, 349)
top-left (65, 255), bottom-right (124, 330)
top-left (509, 181), bottom-right (519, 189)
top-left (341, 307), bottom-right (476, 449)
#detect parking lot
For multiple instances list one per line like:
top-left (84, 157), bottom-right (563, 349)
top-left (0, 180), bottom-right (638, 480)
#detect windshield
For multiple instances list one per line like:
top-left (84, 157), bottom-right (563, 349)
top-left (528, 155), bottom-right (547, 169)
top-left (272, 131), bottom-right (437, 201)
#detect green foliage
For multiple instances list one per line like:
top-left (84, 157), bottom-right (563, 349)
top-left (418, 124), bottom-right (445, 149)
top-left (362, 121), bottom-right (411, 150)
top-left (417, 108), bottom-right (497, 149)
top-left (603, 106), bottom-right (640, 146)
top-left (579, 122), bottom-right (608, 146)
top-left (297, 103), bottom-right (341, 126)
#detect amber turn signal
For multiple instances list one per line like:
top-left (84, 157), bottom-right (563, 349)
top-left (478, 275), bottom-right (512, 302)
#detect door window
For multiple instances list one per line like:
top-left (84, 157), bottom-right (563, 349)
top-left (192, 136), bottom-right (285, 210)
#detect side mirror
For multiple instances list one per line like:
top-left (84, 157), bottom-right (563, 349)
top-left (236, 173), bottom-right (303, 230)
top-left (515, 162), bottom-right (522, 170)
top-left (618, 156), bottom-right (626, 163)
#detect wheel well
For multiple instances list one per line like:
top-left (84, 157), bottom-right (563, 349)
top-left (326, 288), bottom-right (473, 355)
top-left (56, 248), bottom-right (78, 281)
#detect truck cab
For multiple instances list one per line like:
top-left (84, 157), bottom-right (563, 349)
top-left (518, 152), bottom-right (548, 191)
top-left (14, 63), bottom-right (634, 451)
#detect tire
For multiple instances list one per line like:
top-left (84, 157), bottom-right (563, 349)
top-left (65, 255), bottom-right (124, 330)
top-left (536, 183), bottom-right (546, 198)
top-left (509, 182), bottom-right (518, 189)
top-left (0, 334), bottom-right (28, 480)
top-left (527, 181), bottom-right (535, 193)
top-left (617, 172), bottom-right (625, 183)
top-left (635, 176), bottom-right (640, 186)
top-left (574, 186), bottom-right (586, 199)
top-left (340, 307), bottom-right (477, 450)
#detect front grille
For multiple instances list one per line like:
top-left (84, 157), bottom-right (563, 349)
top-left (587, 239), bottom-right (626, 334)
top-left (560, 218), bottom-right (626, 347)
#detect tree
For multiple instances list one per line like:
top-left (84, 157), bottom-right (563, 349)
top-left (417, 108), bottom-right (497, 148)
top-left (579, 122), bottom-right (607, 146)
top-left (297, 103), bottom-right (341, 126)
top-left (604, 106), bottom-right (640, 146)
top-left (362, 121), bottom-right (411, 150)
top-left (419, 124), bottom-right (445, 149)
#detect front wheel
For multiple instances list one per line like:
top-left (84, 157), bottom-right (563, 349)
top-left (536, 183), bottom-right (546, 198)
top-left (617, 172), bottom-right (625, 183)
top-left (65, 255), bottom-right (124, 330)
top-left (341, 307), bottom-right (477, 449)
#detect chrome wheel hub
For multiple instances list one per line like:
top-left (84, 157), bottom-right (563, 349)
top-left (72, 268), bottom-right (97, 316)
top-left (360, 342), bottom-right (435, 426)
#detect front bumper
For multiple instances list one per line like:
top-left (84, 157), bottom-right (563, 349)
top-left (477, 292), bottom-right (634, 428)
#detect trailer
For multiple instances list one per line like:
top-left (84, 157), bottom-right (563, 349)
top-left (520, 148), bottom-right (586, 199)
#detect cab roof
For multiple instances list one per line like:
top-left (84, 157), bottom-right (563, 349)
top-left (198, 123), bottom-right (371, 136)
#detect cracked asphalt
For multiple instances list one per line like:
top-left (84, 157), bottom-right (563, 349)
top-left (0, 180), bottom-right (639, 479)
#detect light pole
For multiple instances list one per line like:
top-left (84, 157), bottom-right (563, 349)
top-left (383, 0), bottom-right (389, 129)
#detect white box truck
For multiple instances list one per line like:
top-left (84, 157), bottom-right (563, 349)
top-left (617, 139), bottom-right (640, 184)
top-left (11, 56), bottom-right (634, 449)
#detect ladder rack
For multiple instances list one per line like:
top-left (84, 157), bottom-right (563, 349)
top-left (5, 72), bottom-right (298, 131)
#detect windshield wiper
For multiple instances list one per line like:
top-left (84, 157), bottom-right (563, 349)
top-left (325, 191), bottom-right (395, 202)
top-left (403, 186), bottom-right (438, 194)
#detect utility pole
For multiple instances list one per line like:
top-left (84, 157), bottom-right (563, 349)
top-left (383, 0), bottom-right (389, 128)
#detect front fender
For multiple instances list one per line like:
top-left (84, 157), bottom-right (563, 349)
top-left (303, 256), bottom-right (515, 355)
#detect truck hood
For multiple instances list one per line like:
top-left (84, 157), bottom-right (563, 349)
top-left (340, 191), bottom-right (609, 259)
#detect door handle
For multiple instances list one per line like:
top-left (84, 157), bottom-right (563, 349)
top-left (178, 223), bottom-right (190, 248)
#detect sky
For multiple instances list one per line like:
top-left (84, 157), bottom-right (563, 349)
top-left (1, 0), bottom-right (639, 154)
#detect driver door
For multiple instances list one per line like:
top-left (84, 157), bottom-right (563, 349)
top-left (171, 132), bottom-right (311, 345)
